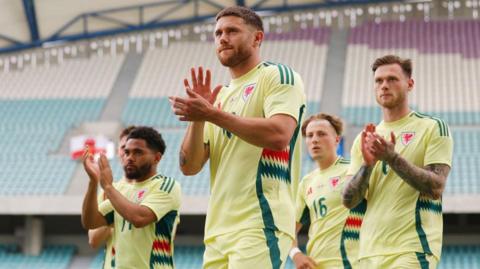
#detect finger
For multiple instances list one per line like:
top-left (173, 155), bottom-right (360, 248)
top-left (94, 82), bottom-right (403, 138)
top-left (183, 79), bottom-right (191, 91)
top-left (205, 69), bottom-right (211, 87)
top-left (186, 88), bottom-right (201, 98)
top-left (361, 130), bottom-right (367, 142)
top-left (366, 123), bottom-right (372, 131)
top-left (211, 85), bottom-right (222, 102)
top-left (100, 154), bottom-right (110, 169)
top-left (198, 66), bottom-right (204, 85)
top-left (100, 154), bottom-right (112, 173)
top-left (390, 131), bottom-right (396, 144)
top-left (82, 148), bottom-right (88, 161)
top-left (366, 123), bottom-right (376, 133)
top-left (172, 102), bottom-right (186, 110)
top-left (173, 108), bottom-right (188, 116)
top-left (190, 68), bottom-right (198, 88)
top-left (307, 260), bottom-right (317, 268)
top-left (361, 131), bottom-right (368, 150)
top-left (170, 96), bottom-right (189, 105)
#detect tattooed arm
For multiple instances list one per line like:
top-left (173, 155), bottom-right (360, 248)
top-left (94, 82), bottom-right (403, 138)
top-left (368, 132), bottom-right (450, 200)
top-left (342, 165), bottom-right (373, 209)
top-left (179, 122), bottom-right (210, 175)
top-left (387, 153), bottom-right (450, 199)
top-left (343, 125), bottom-right (378, 209)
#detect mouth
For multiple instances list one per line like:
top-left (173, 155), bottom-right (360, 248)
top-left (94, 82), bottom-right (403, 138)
top-left (219, 47), bottom-right (233, 53)
top-left (125, 164), bottom-right (137, 171)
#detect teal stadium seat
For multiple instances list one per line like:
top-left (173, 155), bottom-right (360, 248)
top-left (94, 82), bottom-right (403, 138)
top-left (0, 244), bottom-right (75, 269)
top-left (0, 99), bottom-right (105, 195)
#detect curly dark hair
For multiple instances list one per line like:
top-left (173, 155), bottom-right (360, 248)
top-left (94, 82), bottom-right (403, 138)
top-left (127, 126), bottom-right (166, 154)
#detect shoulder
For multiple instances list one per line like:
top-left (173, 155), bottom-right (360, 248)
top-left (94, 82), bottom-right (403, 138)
top-left (410, 111), bottom-right (451, 137)
top-left (336, 157), bottom-right (351, 167)
top-left (302, 168), bottom-right (319, 183)
top-left (336, 158), bottom-right (351, 176)
top-left (153, 175), bottom-right (181, 195)
top-left (260, 61), bottom-right (301, 86)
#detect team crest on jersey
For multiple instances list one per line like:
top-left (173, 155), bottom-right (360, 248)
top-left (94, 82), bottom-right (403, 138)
top-left (401, 132), bottom-right (415, 146)
top-left (135, 189), bottom-right (147, 203)
top-left (329, 177), bottom-right (340, 188)
top-left (307, 187), bottom-right (313, 196)
top-left (242, 83), bottom-right (256, 101)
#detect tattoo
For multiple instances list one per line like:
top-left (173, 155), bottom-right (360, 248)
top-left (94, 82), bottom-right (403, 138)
top-left (179, 151), bottom-right (186, 167)
top-left (388, 154), bottom-right (450, 199)
top-left (342, 165), bottom-right (372, 208)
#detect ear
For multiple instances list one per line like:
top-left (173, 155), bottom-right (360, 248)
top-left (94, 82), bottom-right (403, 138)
top-left (335, 135), bottom-right (341, 145)
top-left (254, 30), bottom-right (264, 48)
top-left (154, 152), bottom-right (162, 164)
top-left (407, 78), bottom-right (414, 92)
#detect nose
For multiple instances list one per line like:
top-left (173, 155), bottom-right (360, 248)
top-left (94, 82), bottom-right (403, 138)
top-left (125, 153), bottom-right (135, 163)
top-left (217, 32), bottom-right (228, 45)
top-left (380, 80), bottom-right (389, 91)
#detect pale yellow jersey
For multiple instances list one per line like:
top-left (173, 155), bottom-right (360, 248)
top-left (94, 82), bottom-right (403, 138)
top-left (296, 157), bottom-right (363, 268)
top-left (203, 61), bottom-right (306, 240)
top-left (99, 174), bottom-right (181, 269)
top-left (96, 191), bottom-right (114, 269)
top-left (347, 111), bottom-right (453, 260)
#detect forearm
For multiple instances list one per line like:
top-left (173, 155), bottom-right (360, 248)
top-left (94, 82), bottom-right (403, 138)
top-left (291, 223), bottom-right (302, 248)
top-left (387, 153), bottom-right (446, 199)
top-left (342, 165), bottom-right (372, 209)
top-left (81, 182), bottom-right (105, 229)
top-left (209, 110), bottom-right (294, 151)
top-left (180, 122), bottom-right (208, 175)
top-left (104, 185), bottom-right (151, 227)
top-left (88, 226), bottom-right (111, 248)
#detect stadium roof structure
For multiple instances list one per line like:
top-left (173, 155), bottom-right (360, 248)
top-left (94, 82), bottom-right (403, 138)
top-left (0, 0), bottom-right (406, 54)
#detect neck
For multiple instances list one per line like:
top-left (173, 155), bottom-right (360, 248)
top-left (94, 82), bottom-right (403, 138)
top-left (316, 154), bottom-right (338, 171)
top-left (229, 54), bottom-right (261, 79)
top-left (134, 171), bottom-right (157, 183)
top-left (383, 104), bottom-right (411, 122)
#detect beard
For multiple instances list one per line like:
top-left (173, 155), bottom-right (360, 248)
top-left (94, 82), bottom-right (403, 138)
top-left (217, 45), bottom-right (251, 67)
top-left (124, 163), bottom-right (152, 180)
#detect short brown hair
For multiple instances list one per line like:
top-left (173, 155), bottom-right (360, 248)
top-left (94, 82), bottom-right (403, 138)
top-left (301, 113), bottom-right (344, 137)
top-left (372, 55), bottom-right (412, 78)
top-left (216, 6), bottom-right (263, 32)
top-left (119, 125), bottom-right (136, 139)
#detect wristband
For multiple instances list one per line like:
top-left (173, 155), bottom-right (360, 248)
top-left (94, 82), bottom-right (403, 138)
top-left (289, 247), bottom-right (302, 260)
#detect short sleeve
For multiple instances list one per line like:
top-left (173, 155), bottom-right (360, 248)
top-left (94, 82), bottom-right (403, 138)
top-left (98, 199), bottom-right (114, 225)
top-left (347, 134), bottom-right (363, 176)
top-left (141, 180), bottom-right (181, 222)
top-left (295, 178), bottom-right (310, 226)
top-left (424, 124), bottom-right (453, 167)
top-left (263, 66), bottom-right (305, 121)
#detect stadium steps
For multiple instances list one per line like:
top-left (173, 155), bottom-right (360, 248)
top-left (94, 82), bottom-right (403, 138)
top-left (100, 52), bottom-right (143, 122)
top-left (320, 27), bottom-right (349, 116)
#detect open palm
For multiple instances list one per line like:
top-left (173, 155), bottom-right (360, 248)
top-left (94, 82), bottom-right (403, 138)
top-left (184, 67), bottom-right (222, 105)
top-left (361, 123), bottom-right (378, 167)
top-left (82, 149), bottom-right (100, 182)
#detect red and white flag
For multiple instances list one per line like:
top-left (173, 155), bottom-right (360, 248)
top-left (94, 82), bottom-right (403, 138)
top-left (70, 135), bottom-right (115, 160)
